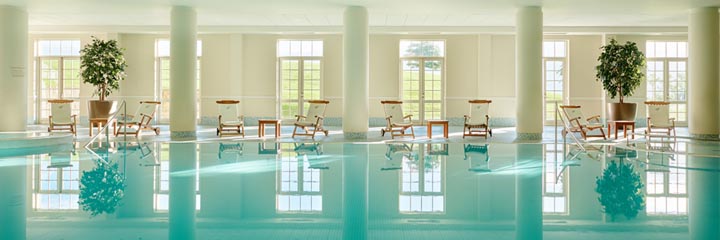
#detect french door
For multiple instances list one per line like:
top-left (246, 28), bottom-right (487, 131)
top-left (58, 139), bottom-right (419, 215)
top-left (279, 58), bottom-right (322, 120)
top-left (400, 58), bottom-right (444, 123)
top-left (37, 57), bottom-right (81, 123)
top-left (646, 60), bottom-right (687, 124)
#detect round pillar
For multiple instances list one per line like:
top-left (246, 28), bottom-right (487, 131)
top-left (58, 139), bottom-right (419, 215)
top-left (0, 5), bottom-right (28, 131)
top-left (515, 6), bottom-right (543, 141)
top-left (0, 157), bottom-right (27, 240)
top-left (688, 7), bottom-right (719, 138)
top-left (170, 6), bottom-right (198, 139)
top-left (342, 6), bottom-right (369, 139)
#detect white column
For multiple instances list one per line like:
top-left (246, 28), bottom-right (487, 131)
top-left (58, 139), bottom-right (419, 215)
top-left (343, 6), bottom-right (369, 139)
top-left (0, 157), bottom-right (26, 240)
top-left (343, 144), bottom-right (368, 239)
top-left (170, 6), bottom-right (197, 139)
top-left (688, 7), bottom-right (719, 138)
top-left (0, 6), bottom-right (28, 131)
top-left (515, 144), bottom-right (543, 240)
top-left (515, 6), bottom-right (543, 140)
top-left (169, 143), bottom-right (197, 240)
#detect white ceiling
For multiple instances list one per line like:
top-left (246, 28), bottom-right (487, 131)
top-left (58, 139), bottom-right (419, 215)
top-left (1, 0), bottom-right (719, 29)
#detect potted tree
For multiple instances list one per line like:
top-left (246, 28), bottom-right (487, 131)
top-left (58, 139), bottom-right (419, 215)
top-left (80, 37), bottom-right (127, 119)
top-left (596, 39), bottom-right (646, 121)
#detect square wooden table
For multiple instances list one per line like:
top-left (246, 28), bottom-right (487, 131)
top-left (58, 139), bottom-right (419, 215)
top-left (608, 120), bottom-right (635, 139)
top-left (258, 119), bottom-right (281, 138)
top-left (426, 120), bottom-right (449, 139)
top-left (89, 118), bottom-right (116, 136)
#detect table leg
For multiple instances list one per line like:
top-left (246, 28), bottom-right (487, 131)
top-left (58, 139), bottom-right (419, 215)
top-left (631, 124), bottom-right (635, 139)
top-left (427, 124), bottom-right (433, 138)
top-left (275, 123), bottom-right (280, 137)
top-left (614, 123), bottom-right (618, 139)
top-left (258, 124), bottom-right (264, 137)
top-left (443, 123), bottom-right (448, 138)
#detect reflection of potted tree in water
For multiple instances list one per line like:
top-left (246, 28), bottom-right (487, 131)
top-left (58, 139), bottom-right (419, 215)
top-left (78, 161), bottom-right (126, 217)
top-left (595, 154), bottom-right (645, 221)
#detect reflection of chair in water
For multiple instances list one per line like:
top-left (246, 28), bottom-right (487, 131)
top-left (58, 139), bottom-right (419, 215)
top-left (218, 143), bottom-right (244, 162)
top-left (382, 143), bottom-right (416, 170)
top-left (426, 144), bottom-right (449, 156)
top-left (258, 142), bottom-right (279, 155)
top-left (48, 150), bottom-right (75, 168)
top-left (118, 141), bottom-right (157, 166)
top-left (294, 143), bottom-right (327, 169)
top-left (644, 142), bottom-right (675, 172)
top-left (380, 100), bottom-right (415, 139)
top-left (48, 99), bottom-right (77, 136)
top-left (559, 105), bottom-right (606, 140)
top-left (464, 144), bottom-right (490, 172)
top-left (463, 100), bottom-right (492, 138)
top-left (292, 100), bottom-right (330, 139)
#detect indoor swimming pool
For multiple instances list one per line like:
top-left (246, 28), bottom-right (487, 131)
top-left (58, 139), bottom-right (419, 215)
top-left (0, 136), bottom-right (718, 240)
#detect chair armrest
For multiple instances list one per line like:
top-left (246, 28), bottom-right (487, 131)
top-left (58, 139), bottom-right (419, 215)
top-left (587, 115), bottom-right (601, 122)
top-left (295, 114), bottom-right (306, 121)
top-left (485, 115), bottom-right (490, 124)
top-left (72, 115), bottom-right (77, 123)
top-left (317, 116), bottom-right (325, 120)
top-left (49, 116), bottom-right (53, 125)
top-left (139, 114), bottom-right (154, 125)
top-left (403, 115), bottom-right (413, 122)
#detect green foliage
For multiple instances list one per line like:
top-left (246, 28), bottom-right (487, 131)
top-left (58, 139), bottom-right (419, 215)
top-left (78, 161), bottom-right (126, 217)
top-left (595, 160), bottom-right (645, 221)
top-left (80, 37), bottom-right (127, 101)
top-left (595, 39), bottom-right (646, 103)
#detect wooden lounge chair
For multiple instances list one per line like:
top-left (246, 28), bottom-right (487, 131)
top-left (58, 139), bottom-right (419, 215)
top-left (292, 100), bottom-right (330, 139)
top-left (644, 101), bottom-right (676, 138)
top-left (216, 100), bottom-right (245, 137)
top-left (115, 101), bottom-right (161, 137)
top-left (48, 99), bottom-right (77, 136)
top-left (559, 105), bottom-right (606, 140)
top-left (380, 100), bottom-right (415, 139)
top-left (464, 100), bottom-right (492, 138)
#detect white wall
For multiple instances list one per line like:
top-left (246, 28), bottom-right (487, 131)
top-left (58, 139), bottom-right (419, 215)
top-left (26, 32), bottom-right (688, 128)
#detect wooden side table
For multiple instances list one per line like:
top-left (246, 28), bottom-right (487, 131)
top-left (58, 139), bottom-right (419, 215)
top-left (258, 119), bottom-right (281, 138)
top-left (608, 120), bottom-right (635, 139)
top-left (89, 118), bottom-right (116, 136)
top-left (426, 120), bottom-right (449, 139)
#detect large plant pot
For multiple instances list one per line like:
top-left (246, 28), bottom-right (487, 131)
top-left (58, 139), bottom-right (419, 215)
top-left (88, 100), bottom-right (117, 119)
top-left (607, 102), bottom-right (637, 121)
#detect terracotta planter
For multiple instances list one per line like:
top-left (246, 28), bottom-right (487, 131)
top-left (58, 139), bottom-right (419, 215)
top-left (607, 102), bottom-right (636, 121)
top-left (88, 100), bottom-right (117, 119)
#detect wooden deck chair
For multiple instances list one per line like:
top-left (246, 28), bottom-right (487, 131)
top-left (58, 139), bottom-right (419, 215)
top-left (464, 100), bottom-right (492, 138)
top-left (559, 105), bottom-right (606, 140)
top-left (380, 100), bottom-right (415, 139)
top-left (644, 101), bottom-right (676, 138)
top-left (48, 99), bottom-right (77, 136)
top-left (216, 100), bottom-right (245, 137)
top-left (292, 100), bottom-right (330, 139)
top-left (115, 101), bottom-right (161, 137)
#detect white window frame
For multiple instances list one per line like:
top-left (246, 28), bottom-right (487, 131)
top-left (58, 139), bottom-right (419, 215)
top-left (398, 144), bottom-right (446, 214)
top-left (153, 143), bottom-right (201, 212)
top-left (645, 41), bottom-right (688, 126)
top-left (542, 144), bottom-right (569, 215)
top-left (34, 39), bottom-right (82, 124)
top-left (32, 153), bottom-right (80, 211)
top-left (542, 40), bottom-right (569, 125)
top-left (276, 39), bottom-right (324, 121)
top-left (399, 40), bottom-right (446, 123)
top-left (645, 142), bottom-right (688, 216)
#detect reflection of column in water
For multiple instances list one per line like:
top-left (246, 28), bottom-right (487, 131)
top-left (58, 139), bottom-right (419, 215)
top-left (343, 144), bottom-right (368, 240)
top-left (169, 143), bottom-right (197, 240)
top-left (515, 144), bottom-right (543, 240)
top-left (688, 144), bottom-right (719, 240)
top-left (0, 157), bottom-right (27, 240)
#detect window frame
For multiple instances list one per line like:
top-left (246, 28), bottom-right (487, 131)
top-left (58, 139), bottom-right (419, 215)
top-left (542, 40), bottom-right (569, 125)
top-left (398, 39), bottom-right (446, 123)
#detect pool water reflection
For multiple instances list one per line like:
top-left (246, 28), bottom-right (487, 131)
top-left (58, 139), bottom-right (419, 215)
top-left (1, 139), bottom-right (719, 240)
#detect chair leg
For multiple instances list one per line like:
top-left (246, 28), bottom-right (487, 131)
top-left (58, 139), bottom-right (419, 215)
top-left (241, 125), bottom-right (245, 138)
top-left (381, 129), bottom-right (386, 137)
top-left (292, 126), bottom-right (298, 138)
top-left (410, 126), bottom-right (415, 139)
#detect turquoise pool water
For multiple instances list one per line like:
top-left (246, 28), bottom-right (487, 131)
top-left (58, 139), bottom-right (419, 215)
top-left (1, 138), bottom-right (719, 240)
